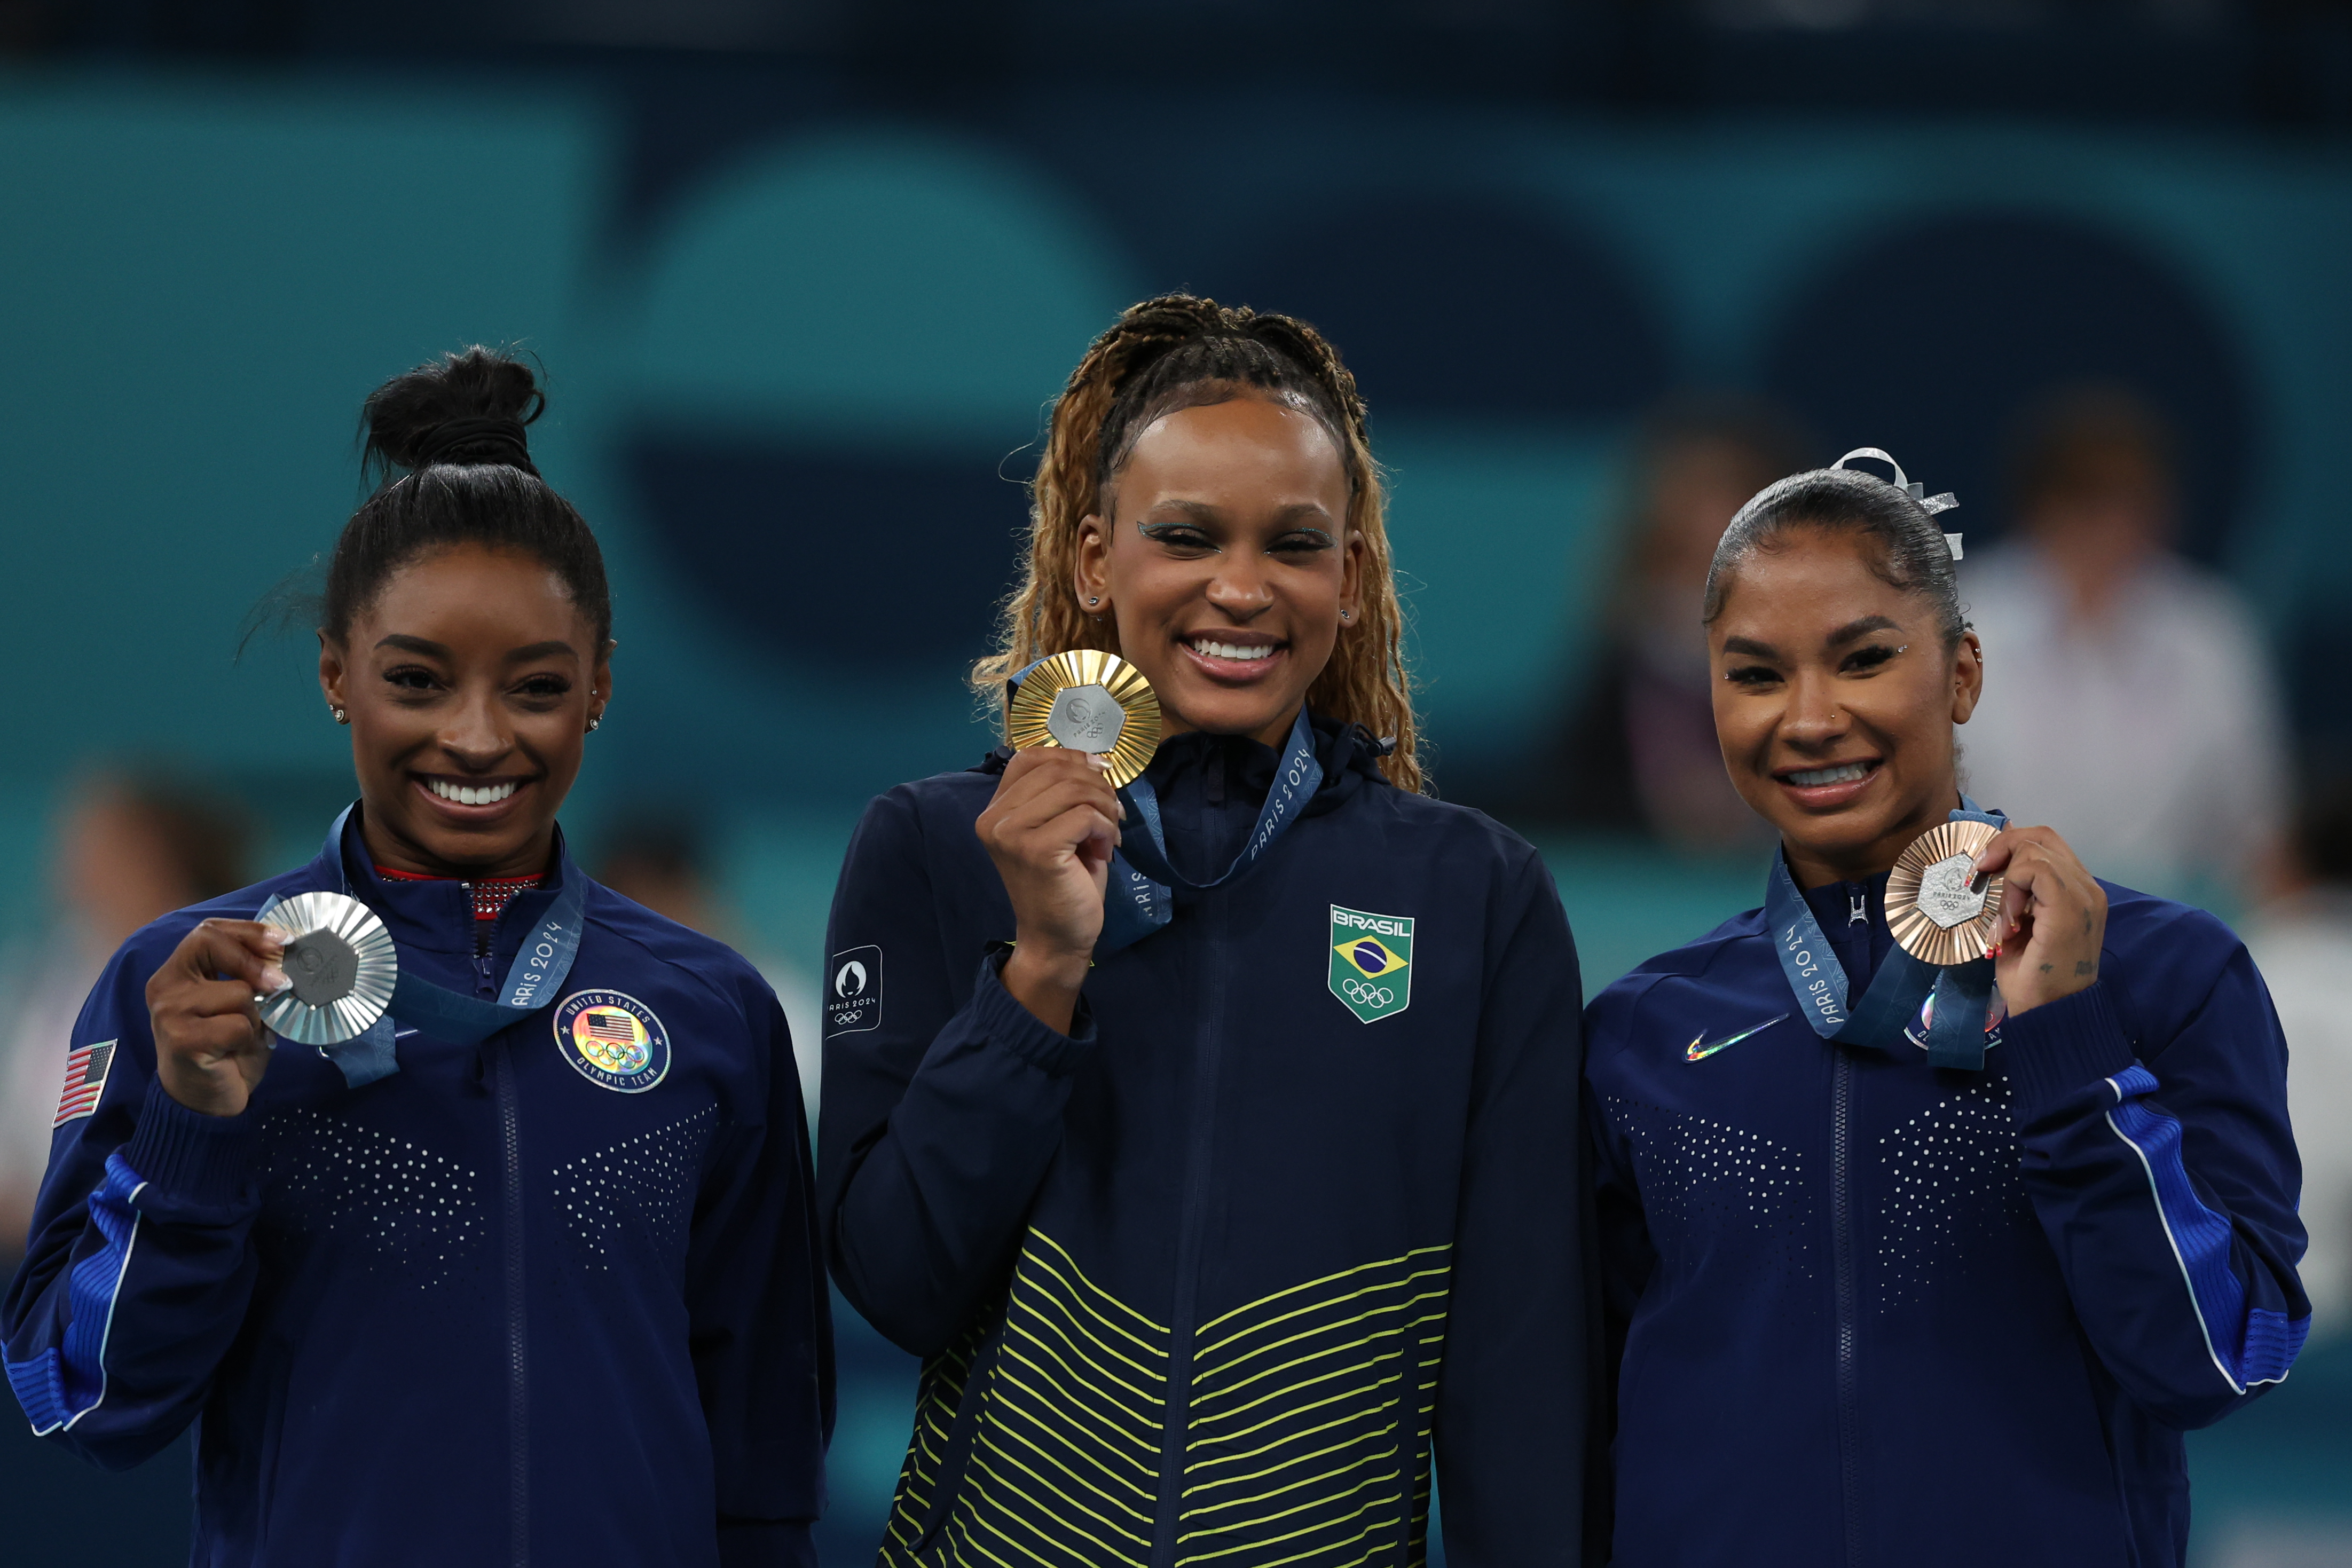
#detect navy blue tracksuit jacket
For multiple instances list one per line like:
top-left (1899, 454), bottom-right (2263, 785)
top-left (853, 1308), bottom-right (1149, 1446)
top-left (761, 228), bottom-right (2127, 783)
top-left (1586, 869), bottom-right (2308, 1567)
top-left (819, 719), bottom-right (1590, 1567)
top-left (3, 815), bottom-right (832, 1566)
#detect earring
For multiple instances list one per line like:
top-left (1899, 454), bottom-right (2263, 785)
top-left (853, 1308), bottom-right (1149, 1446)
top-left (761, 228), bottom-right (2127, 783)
top-left (1088, 597), bottom-right (1100, 606)
top-left (331, 705), bottom-right (348, 724)
top-left (588, 715), bottom-right (602, 732)
top-left (1340, 609), bottom-right (1352, 621)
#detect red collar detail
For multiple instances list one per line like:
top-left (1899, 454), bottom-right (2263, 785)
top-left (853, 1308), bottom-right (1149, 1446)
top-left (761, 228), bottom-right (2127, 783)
top-left (373, 864), bottom-right (546, 923)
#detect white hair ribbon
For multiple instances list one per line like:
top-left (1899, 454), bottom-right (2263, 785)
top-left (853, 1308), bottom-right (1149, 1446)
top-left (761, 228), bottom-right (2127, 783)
top-left (1833, 446), bottom-right (1962, 557)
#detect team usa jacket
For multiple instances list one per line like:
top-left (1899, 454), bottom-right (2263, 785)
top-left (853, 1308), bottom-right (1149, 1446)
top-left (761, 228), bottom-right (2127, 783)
top-left (1585, 866), bottom-right (2308, 1567)
top-left (2, 814), bottom-right (832, 1568)
top-left (819, 718), bottom-right (1590, 1568)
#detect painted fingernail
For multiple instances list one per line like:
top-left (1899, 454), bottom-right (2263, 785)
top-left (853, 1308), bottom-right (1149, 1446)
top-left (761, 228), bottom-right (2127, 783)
top-left (261, 966), bottom-right (289, 993)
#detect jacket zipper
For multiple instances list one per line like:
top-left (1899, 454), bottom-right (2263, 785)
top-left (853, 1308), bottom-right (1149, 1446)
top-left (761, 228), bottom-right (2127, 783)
top-left (483, 947), bottom-right (530, 1568)
top-left (1153, 892), bottom-right (1229, 1568)
top-left (1830, 990), bottom-right (1862, 1568)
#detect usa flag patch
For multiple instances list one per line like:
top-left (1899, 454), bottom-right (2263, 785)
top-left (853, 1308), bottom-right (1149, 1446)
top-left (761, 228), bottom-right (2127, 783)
top-left (53, 1040), bottom-right (117, 1126)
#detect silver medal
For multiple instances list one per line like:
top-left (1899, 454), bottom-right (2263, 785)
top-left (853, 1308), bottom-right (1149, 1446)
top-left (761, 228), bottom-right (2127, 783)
top-left (255, 891), bottom-right (398, 1046)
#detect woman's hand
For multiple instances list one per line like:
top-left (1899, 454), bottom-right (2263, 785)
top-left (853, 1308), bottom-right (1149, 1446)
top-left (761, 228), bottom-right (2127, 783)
top-left (145, 919), bottom-right (288, 1118)
top-left (975, 750), bottom-right (1123, 1033)
top-left (1972, 825), bottom-right (2107, 1017)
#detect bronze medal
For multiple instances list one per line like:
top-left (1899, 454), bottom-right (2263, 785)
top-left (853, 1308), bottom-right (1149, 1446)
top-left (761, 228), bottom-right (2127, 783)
top-left (1006, 650), bottom-right (1163, 788)
top-left (1884, 818), bottom-right (2004, 966)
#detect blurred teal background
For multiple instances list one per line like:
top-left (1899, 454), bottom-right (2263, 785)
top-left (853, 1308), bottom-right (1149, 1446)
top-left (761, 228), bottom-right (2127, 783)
top-left (2, 45), bottom-right (2351, 1568)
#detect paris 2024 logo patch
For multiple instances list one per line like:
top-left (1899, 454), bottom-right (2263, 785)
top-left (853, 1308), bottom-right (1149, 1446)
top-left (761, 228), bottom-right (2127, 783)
top-left (555, 989), bottom-right (671, 1093)
top-left (1329, 905), bottom-right (1413, 1023)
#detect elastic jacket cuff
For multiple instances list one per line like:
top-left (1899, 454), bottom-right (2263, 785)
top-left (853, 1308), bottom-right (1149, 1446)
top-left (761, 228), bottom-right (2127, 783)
top-left (2002, 981), bottom-right (2138, 1121)
top-left (121, 1075), bottom-right (262, 1211)
top-left (972, 954), bottom-right (1096, 1077)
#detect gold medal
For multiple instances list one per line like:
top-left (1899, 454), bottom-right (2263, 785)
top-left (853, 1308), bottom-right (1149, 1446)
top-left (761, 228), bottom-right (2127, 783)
top-left (1885, 818), bottom-right (2004, 966)
top-left (254, 891), bottom-right (399, 1046)
top-left (1006, 650), bottom-right (1162, 787)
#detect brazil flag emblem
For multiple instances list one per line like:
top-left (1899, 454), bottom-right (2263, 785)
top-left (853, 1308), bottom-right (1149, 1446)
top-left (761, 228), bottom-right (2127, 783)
top-left (1329, 904), bottom-right (1414, 1023)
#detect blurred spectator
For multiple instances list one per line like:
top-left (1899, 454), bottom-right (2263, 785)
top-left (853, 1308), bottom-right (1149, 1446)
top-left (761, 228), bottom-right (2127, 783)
top-left (2244, 781), bottom-right (2352, 1338)
top-left (1508, 397), bottom-right (1807, 851)
top-left (1961, 387), bottom-right (2287, 894)
top-left (0, 771), bottom-right (249, 1262)
top-left (594, 813), bottom-right (821, 1123)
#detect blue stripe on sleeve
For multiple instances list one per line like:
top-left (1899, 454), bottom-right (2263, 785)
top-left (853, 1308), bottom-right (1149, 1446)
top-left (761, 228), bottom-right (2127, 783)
top-left (2, 1152), bottom-right (146, 1436)
top-left (2103, 1063), bottom-right (2308, 1395)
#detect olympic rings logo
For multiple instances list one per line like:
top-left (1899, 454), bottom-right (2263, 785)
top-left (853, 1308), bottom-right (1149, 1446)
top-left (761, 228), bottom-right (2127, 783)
top-left (1341, 976), bottom-right (1396, 1007)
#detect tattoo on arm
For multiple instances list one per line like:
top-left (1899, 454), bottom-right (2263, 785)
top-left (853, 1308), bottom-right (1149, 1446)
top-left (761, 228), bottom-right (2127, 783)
top-left (2075, 960), bottom-right (2095, 976)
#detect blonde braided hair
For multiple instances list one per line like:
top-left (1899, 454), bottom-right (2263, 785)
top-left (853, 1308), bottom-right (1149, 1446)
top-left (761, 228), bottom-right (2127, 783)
top-left (973, 294), bottom-right (1421, 792)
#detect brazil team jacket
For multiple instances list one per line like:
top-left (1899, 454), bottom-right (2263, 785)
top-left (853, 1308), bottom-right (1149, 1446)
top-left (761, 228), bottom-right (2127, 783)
top-left (2, 814), bottom-right (832, 1568)
top-left (818, 718), bottom-right (1590, 1568)
top-left (1585, 867), bottom-right (2308, 1567)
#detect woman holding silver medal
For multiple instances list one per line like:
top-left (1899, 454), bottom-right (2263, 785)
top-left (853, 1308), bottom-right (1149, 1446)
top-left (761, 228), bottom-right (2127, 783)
top-left (3, 349), bottom-right (830, 1566)
top-left (1584, 452), bottom-right (2308, 1567)
top-left (819, 295), bottom-right (1590, 1566)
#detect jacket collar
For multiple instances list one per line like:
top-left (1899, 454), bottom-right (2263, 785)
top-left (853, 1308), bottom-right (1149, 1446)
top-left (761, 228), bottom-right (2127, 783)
top-left (301, 803), bottom-right (578, 960)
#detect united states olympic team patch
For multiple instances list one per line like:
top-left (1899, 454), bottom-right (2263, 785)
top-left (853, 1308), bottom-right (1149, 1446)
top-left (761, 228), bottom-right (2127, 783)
top-left (554, 990), bottom-right (671, 1093)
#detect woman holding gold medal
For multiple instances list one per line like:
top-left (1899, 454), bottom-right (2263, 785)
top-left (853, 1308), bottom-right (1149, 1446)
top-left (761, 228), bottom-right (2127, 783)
top-left (1584, 453), bottom-right (2308, 1567)
top-left (820, 295), bottom-right (1590, 1566)
top-left (3, 349), bottom-right (831, 1566)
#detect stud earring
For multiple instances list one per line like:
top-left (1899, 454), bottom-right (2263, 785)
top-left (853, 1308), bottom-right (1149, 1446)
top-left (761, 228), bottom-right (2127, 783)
top-left (1088, 596), bottom-right (1100, 606)
top-left (588, 715), bottom-right (602, 732)
top-left (331, 705), bottom-right (348, 724)
top-left (1340, 609), bottom-right (1352, 621)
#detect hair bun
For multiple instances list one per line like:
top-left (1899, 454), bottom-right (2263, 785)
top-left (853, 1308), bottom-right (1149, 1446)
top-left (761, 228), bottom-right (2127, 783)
top-left (361, 345), bottom-right (544, 477)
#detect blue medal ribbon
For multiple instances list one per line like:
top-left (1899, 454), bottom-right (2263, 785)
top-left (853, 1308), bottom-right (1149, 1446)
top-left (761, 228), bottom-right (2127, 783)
top-left (1765, 797), bottom-right (2005, 1071)
top-left (261, 806), bottom-right (587, 1087)
top-left (1102, 706), bottom-right (1322, 954)
top-left (1005, 663), bottom-right (1323, 957)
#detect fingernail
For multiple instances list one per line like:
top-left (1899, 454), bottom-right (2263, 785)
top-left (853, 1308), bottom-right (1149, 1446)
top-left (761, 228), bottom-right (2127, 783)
top-left (262, 932), bottom-right (287, 951)
top-left (261, 966), bottom-right (289, 993)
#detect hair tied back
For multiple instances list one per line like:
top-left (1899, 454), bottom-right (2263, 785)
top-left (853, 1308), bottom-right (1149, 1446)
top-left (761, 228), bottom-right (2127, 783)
top-left (406, 415), bottom-right (536, 476)
top-left (1833, 447), bottom-right (1962, 557)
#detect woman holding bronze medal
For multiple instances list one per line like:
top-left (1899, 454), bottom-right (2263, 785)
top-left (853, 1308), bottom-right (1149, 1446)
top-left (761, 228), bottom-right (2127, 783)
top-left (1584, 452), bottom-right (2308, 1566)
top-left (3, 349), bottom-right (831, 1566)
top-left (820, 295), bottom-right (1589, 1566)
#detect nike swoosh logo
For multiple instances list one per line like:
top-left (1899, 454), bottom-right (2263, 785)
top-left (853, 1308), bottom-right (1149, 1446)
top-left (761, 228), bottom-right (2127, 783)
top-left (1687, 1014), bottom-right (1790, 1062)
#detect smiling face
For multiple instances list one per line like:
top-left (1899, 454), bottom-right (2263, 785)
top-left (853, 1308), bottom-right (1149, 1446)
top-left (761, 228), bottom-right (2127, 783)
top-left (1073, 395), bottom-right (1362, 747)
top-left (1709, 527), bottom-right (1983, 887)
top-left (319, 542), bottom-right (611, 878)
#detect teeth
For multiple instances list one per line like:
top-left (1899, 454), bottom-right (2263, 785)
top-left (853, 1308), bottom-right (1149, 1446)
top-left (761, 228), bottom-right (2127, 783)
top-left (1190, 640), bottom-right (1274, 662)
top-left (1788, 762), bottom-right (1870, 788)
top-left (429, 779), bottom-right (517, 806)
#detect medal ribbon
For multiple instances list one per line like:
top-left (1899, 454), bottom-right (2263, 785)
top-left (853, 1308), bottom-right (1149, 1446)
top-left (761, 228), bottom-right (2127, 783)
top-left (1766, 796), bottom-right (2005, 1070)
top-left (261, 806), bottom-right (587, 1086)
top-left (1101, 706), bottom-right (1321, 953)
